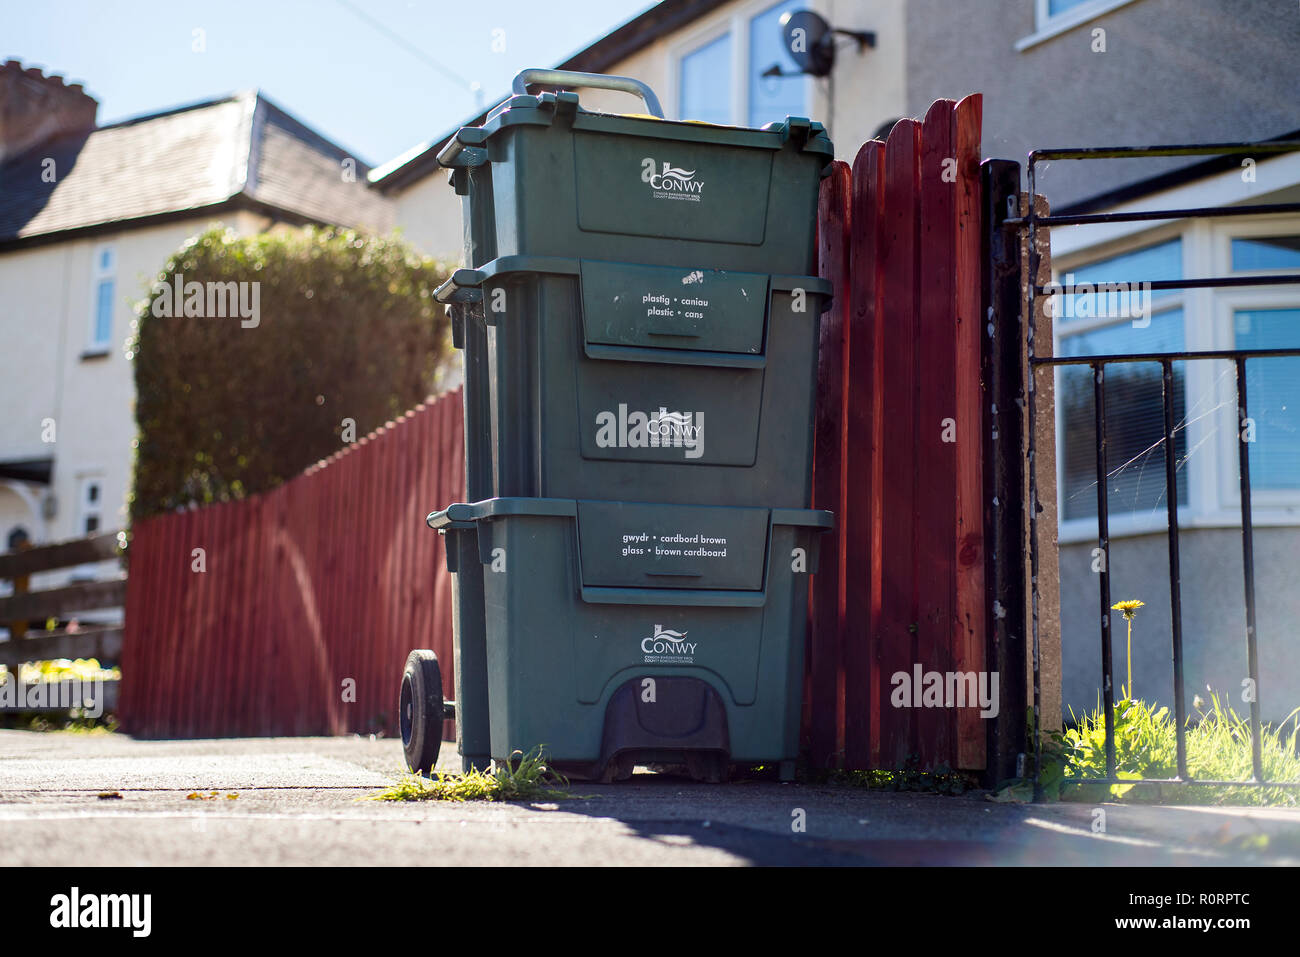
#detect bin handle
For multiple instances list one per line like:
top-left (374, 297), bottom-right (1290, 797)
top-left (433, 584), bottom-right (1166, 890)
top-left (434, 269), bottom-right (486, 305)
top-left (512, 69), bottom-right (664, 119)
top-left (427, 504), bottom-right (477, 529)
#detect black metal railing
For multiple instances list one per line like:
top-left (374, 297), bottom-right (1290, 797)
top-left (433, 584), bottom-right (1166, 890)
top-left (1015, 141), bottom-right (1300, 797)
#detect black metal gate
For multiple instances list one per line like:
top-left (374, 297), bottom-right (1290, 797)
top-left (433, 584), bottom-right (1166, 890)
top-left (982, 141), bottom-right (1300, 798)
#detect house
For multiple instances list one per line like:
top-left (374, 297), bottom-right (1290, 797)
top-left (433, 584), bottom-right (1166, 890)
top-left (0, 61), bottom-right (393, 597)
top-left (370, 0), bottom-right (1300, 723)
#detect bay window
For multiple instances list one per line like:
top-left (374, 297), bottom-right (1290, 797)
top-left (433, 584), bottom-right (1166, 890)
top-left (1055, 223), bottom-right (1300, 539)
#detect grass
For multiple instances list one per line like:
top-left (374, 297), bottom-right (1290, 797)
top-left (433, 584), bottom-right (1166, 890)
top-left (7, 713), bottom-right (120, 733)
top-left (809, 759), bottom-right (978, 795)
top-left (370, 747), bottom-right (579, 803)
top-left (1, 658), bottom-right (121, 683)
top-left (1034, 691), bottom-right (1300, 806)
top-left (0, 658), bottom-right (120, 732)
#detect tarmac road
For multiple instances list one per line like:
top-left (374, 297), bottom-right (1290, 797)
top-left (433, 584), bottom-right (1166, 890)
top-left (2, 730), bottom-right (1298, 867)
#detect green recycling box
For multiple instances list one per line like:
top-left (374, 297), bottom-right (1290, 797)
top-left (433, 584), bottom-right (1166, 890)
top-left (400, 70), bottom-right (835, 782)
top-left (439, 70), bottom-right (834, 275)
top-left (429, 497), bottom-right (830, 781)
top-left (438, 258), bottom-right (831, 506)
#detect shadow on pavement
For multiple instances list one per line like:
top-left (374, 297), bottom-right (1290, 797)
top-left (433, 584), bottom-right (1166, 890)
top-left (520, 770), bottom-right (1209, 866)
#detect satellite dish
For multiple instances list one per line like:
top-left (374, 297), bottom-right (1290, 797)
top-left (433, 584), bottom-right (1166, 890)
top-left (780, 11), bottom-right (835, 77)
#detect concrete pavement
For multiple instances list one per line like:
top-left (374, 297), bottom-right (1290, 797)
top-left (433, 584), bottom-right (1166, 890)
top-left (2, 730), bottom-right (1298, 866)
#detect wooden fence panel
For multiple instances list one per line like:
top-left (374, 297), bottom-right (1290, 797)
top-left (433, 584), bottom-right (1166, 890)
top-left (846, 140), bottom-right (885, 770)
top-left (877, 117), bottom-right (922, 769)
top-left (917, 100), bottom-right (958, 769)
top-left (119, 388), bottom-right (465, 738)
top-left (810, 95), bottom-right (988, 771)
top-left (952, 94), bottom-right (988, 770)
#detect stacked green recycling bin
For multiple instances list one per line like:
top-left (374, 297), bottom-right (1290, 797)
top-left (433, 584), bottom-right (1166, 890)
top-left (401, 69), bottom-right (834, 783)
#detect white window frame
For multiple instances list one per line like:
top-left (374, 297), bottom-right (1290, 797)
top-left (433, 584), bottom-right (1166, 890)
top-left (1052, 215), bottom-right (1300, 543)
top-left (1209, 289), bottom-right (1300, 517)
top-left (88, 242), bottom-right (116, 352)
top-left (667, 0), bottom-right (815, 127)
top-left (1216, 218), bottom-right (1300, 278)
top-left (1016, 0), bottom-right (1140, 52)
top-left (1207, 215), bottom-right (1300, 517)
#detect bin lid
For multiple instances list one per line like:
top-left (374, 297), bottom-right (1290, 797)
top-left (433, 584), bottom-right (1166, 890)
top-left (437, 91), bottom-right (833, 169)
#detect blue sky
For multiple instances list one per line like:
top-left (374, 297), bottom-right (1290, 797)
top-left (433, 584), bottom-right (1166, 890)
top-left (6, 0), bottom-right (657, 166)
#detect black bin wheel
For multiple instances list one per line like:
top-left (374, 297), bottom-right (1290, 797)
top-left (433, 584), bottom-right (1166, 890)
top-left (400, 650), bottom-right (444, 775)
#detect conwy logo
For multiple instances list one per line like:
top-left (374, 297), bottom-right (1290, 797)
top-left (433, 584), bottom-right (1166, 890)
top-left (641, 157), bottom-right (704, 201)
top-left (641, 624), bottom-right (697, 661)
top-left (595, 404), bottom-right (703, 459)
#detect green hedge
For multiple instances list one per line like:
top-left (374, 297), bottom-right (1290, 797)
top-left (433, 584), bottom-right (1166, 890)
top-left (128, 225), bottom-right (452, 522)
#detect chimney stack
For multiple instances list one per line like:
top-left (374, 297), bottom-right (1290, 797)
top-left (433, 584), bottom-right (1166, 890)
top-left (0, 60), bottom-right (98, 166)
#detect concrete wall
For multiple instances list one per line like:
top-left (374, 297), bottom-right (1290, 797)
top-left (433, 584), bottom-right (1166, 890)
top-left (0, 211), bottom-right (269, 571)
top-left (905, 0), bottom-right (1300, 208)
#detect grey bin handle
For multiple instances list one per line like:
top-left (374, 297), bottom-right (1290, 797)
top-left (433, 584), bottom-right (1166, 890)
top-left (511, 68), bottom-right (664, 118)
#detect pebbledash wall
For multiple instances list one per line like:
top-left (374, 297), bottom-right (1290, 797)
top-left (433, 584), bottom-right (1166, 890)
top-left (904, 0), bottom-right (1300, 725)
top-left (906, 0), bottom-right (1300, 208)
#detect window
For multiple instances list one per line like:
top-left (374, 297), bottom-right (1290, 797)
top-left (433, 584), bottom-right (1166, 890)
top-left (1236, 308), bottom-right (1300, 492)
top-left (77, 476), bottom-right (103, 535)
top-left (1231, 235), bottom-right (1300, 272)
top-left (1019, 0), bottom-right (1139, 51)
top-left (89, 244), bottom-right (116, 351)
top-left (680, 33), bottom-right (732, 126)
top-left (1056, 222), bottom-right (1300, 539)
top-left (747, 3), bottom-right (805, 128)
top-left (1059, 311), bottom-right (1188, 522)
top-left (1056, 239), bottom-right (1186, 523)
top-left (676, 0), bottom-right (808, 127)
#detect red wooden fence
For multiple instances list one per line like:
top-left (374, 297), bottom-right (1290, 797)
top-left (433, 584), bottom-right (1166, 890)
top-left (808, 95), bottom-right (987, 771)
top-left (118, 388), bottom-right (464, 738)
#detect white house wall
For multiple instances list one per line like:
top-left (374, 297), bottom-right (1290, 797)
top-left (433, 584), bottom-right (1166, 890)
top-left (0, 210), bottom-right (271, 563)
top-left (390, 173), bottom-right (466, 263)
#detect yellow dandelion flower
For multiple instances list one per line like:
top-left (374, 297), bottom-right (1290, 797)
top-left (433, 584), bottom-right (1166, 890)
top-left (1111, 599), bottom-right (1145, 620)
top-left (1110, 599), bottom-right (1145, 699)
